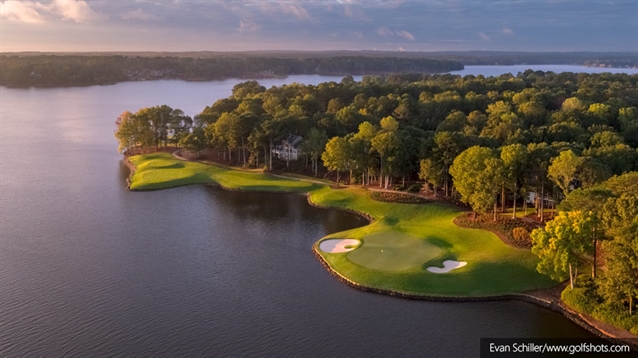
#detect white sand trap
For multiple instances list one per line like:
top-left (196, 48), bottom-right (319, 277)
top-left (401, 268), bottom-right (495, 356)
top-left (427, 260), bottom-right (467, 273)
top-left (319, 239), bottom-right (361, 253)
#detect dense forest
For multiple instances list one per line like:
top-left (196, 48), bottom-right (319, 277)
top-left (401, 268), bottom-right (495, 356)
top-left (115, 70), bottom-right (638, 332)
top-left (0, 55), bottom-right (462, 87)
top-left (3, 51), bottom-right (637, 87)
top-left (429, 51), bottom-right (638, 68)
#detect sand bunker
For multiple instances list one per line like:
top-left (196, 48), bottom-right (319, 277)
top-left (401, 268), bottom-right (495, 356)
top-left (427, 260), bottom-right (467, 273)
top-left (319, 239), bottom-right (361, 253)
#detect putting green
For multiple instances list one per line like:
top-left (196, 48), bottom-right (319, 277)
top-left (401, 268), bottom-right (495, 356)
top-left (347, 232), bottom-right (442, 272)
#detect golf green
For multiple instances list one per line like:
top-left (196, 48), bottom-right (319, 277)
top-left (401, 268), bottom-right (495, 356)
top-left (347, 232), bottom-right (443, 272)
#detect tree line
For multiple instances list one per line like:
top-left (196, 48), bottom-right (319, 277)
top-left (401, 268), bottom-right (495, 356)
top-left (0, 55), bottom-right (462, 87)
top-left (532, 172), bottom-right (638, 332)
top-left (117, 71), bottom-right (638, 202)
top-left (116, 70), bottom-right (638, 327)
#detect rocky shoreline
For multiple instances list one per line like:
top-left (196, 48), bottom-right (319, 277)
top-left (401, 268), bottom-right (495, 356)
top-left (312, 244), bottom-right (638, 350)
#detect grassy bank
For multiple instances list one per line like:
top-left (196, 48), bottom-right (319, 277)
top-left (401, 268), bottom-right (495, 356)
top-left (128, 153), bottom-right (321, 192)
top-left (128, 153), bottom-right (556, 296)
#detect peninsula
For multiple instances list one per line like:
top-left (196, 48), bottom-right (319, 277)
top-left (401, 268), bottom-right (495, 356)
top-left (123, 150), bottom-right (637, 348)
top-left (117, 70), bottom-right (638, 344)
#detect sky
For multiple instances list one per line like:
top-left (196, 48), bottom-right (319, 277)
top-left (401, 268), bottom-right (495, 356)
top-left (1, 0), bottom-right (637, 52)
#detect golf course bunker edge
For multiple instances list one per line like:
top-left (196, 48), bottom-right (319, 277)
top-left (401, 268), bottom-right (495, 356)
top-left (427, 260), bottom-right (467, 273)
top-left (319, 239), bottom-right (361, 253)
top-left (346, 232), bottom-right (443, 272)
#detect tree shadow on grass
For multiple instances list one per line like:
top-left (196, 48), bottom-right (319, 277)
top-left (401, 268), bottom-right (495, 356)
top-left (426, 236), bottom-right (454, 250)
top-left (383, 216), bottom-right (400, 226)
top-left (152, 162), bottom-right (184, 169)
top-left (238, 182), bottom-right (318, 193)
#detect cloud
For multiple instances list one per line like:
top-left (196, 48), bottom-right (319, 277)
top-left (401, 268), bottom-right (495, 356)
top-left (0, 1), bottom-right (47, 23)
top-left (478, 32), bottom-right (491, 41)
top-left (377, 27), bottom-right (413, 40)
top-left (2, 0), bottom-right (636, 52)
top-left (53, 0), bottom-right (97, 22)
top-left (246, 0), bottom-right (310, 20)
top-left (377, 27), bottom-right (393, 36)
top-left (396, 30), bottom-right (414, 41)
top-left (239, 18), bottom-right (260, 34)
top-left (0, 0), bottom-right (98, 23)
top-left (282, 3), bottom-right (310, 19)
top-left (343, 4), bottom-right (368, 20)
top-left (122, 9), bottom-right (158, 21)
top-left (378, 0), bottom-right (405, 9)
top-left (398, 46), bottom-right (406, 51)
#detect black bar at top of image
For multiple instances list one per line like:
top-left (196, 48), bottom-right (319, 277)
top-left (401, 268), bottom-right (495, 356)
top-left (480, 338), bottom-right (637, 358)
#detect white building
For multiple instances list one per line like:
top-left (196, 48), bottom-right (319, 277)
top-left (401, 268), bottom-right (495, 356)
top-left (272, 134), bottom-right (302, 161)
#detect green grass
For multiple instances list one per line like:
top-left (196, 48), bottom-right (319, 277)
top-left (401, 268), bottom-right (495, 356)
top-left (128, 153), bottom-right (557, 296)
top-left (129, 153), bottom-right (321, 192)
top-left (345, 231), bottom-right (443, 272)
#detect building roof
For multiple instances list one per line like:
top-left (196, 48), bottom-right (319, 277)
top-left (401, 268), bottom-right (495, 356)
top-left (284, 134), bottom-right (303, 148)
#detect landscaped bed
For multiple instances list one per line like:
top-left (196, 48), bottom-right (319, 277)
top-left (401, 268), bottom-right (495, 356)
top-left (454, 212), bottom-right (535, 248)
top-left (369, 191), bottom-right (429, 204)
top-left (127, 152), bottom-right (557, 296)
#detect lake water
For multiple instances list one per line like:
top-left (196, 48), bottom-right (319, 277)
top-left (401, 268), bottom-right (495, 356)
top-left (0, 72), bottom-right (608, 357)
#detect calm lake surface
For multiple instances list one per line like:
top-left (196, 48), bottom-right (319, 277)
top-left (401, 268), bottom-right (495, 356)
top-left (0, 71), bottom-right (616, 357)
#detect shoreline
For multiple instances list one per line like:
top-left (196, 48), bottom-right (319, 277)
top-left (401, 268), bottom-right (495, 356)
top-left (124, 152), bottom-right (637, 349)
top-left (312, 244), bottom-right (638, 349)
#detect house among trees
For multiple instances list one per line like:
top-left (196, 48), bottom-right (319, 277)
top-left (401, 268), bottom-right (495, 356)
top-left (272, 134), bottom-right (302, 161)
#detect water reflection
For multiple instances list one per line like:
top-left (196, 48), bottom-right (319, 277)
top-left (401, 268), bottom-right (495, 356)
top-left (203, 186), bottom-right (368, 241)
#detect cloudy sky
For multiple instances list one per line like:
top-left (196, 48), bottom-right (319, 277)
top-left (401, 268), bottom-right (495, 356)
top-left (1, 0), bottom-right (637, 52)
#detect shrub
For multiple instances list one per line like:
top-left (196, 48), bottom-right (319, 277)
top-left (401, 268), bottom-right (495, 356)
top-left (370, 191), bottom-right (428, 204)
top-left (562, 282), bottom-right (638, 335)
top-left (407, 184), bottom-right (422, 193)
top-left (512, 227), bottom-right (531, 246)
top-left (454, 213), bottom-right (535, 248)
top-left (562, 286), bottom-right (597, 313)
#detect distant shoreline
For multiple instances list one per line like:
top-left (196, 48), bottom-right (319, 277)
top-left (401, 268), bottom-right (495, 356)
top-left (7, 64), bottom-right (638, 89)
top-left (5, 64), bottom-right (638, 89)
top-left (2, 73), bottom-right (288, 89)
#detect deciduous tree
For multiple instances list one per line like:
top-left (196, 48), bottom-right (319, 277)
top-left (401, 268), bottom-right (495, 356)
top-left (531, 211), bottom-right (594, 289)
top-left (450, 146), bottom-right (504, 219)
top-left (548, 150), bottom-right (584, 199)
top-left (322, 136), bottom-right (350, 187)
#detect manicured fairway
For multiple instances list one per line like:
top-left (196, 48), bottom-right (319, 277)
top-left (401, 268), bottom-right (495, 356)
top-left (346, 232), bottom-right (443, 272)
top-left (129, 153), bottom-right (320, 192)
top-left (127, 153), bottom-right (558, 296)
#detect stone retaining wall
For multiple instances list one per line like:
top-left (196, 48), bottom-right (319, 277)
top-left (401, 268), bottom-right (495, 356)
top-left (312, 246), bottom-right (637, 350)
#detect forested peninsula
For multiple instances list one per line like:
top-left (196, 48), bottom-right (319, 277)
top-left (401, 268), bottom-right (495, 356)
top-left (0, 54), bottom-right (462, 87)
top-left (3, 51), bottom-right (637, 88)
top-left (116, 70), bottom-right (638, 337)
